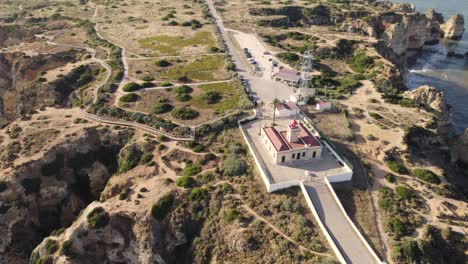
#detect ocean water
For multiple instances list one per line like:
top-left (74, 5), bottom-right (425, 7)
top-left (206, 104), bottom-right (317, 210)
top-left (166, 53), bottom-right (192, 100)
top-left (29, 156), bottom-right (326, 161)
top-left (391, 0), bottom-right (468, 136)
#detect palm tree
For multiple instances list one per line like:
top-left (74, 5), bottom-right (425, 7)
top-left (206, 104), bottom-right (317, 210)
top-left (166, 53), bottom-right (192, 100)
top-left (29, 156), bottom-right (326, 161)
top-left (270, 98), bottom-right (280, 126)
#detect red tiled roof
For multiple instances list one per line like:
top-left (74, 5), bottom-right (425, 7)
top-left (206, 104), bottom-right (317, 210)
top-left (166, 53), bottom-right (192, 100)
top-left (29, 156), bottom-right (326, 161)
top-left (298, 123), bottom-right (321, 147)
top-left (263, 122), bottom-right (321, 152)
top-left (263, 127), bottom-right (289, 151)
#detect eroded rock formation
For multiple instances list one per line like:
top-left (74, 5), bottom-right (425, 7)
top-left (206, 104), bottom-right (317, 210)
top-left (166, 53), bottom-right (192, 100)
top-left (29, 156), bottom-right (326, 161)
top-left (441, 14), bottom-right (465, 40)
top-left (0, 126), bottom-right (132, 264)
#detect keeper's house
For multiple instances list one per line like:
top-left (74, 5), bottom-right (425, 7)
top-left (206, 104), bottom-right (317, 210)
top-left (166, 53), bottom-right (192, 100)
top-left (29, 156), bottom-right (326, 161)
top-left (261, 119), bottom-right (322, 164)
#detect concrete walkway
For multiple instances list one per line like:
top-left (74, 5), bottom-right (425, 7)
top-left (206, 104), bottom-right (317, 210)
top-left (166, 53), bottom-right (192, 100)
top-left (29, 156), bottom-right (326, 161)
top-left (304, 183), bottom-right (377, 264)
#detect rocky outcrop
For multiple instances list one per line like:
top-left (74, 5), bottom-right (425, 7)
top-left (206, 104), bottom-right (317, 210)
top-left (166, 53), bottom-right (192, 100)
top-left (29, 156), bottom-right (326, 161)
top-left (0, 126), bottom-right (132, 264)
top-left (380, 13), bottom-right (442, 55)
top-left (403, 85), bottom-right (452, 132)
top-left (441, 14), bottom-right (465, 40)
top-left (403, 85), bottom-right (449, 113)
top-left (426, 9), bottom-right (444, 24)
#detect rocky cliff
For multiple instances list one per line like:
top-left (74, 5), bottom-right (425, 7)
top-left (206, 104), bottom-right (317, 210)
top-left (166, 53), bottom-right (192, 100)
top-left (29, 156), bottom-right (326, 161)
top-left (0, 125), bottom-right (132, 264)
top-left (441, 14), bottom-right (465, 40)
top-left (403, 85), bottom-right (452, 131)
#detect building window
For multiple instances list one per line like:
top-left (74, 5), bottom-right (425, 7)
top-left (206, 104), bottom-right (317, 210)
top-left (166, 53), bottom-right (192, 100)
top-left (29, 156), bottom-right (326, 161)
top-left (313, 151), bottom-right (316, 158)
top-left (292, 153), bottom-right (295, 159)
top-left (302, 152), bottom-right (305, 157)
top-left (281, 156), bottom-right (285, 162)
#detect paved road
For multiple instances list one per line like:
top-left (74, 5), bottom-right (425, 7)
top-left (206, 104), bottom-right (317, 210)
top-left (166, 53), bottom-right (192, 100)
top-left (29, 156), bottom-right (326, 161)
top-left (305, 183), bottom-right (378, 264)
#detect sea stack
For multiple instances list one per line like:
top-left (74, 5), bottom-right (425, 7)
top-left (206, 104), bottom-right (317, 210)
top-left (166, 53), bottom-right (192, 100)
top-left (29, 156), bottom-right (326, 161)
top-left (442, 14), bottom-right (465, 40)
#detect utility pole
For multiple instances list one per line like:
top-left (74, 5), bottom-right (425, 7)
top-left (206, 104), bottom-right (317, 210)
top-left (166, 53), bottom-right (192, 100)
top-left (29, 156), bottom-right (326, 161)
top-left (297, 49), bottom-right (315, 103)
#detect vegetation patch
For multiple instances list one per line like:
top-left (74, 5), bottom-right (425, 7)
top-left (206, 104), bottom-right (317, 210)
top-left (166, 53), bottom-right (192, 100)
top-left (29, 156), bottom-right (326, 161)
top-left (138, 31), bottom-right (216, 55)
top-left (86, 206), bottom-right (110, 229)
top-left (387, 160), bottom-right (409, 175)
top-left (45, 239), bottom-right (59, 254)
top-left (172, 107), bottom-right (200, 120)
top-left (165, 55), bottom-right (227, 82)
top-left (183, 163), bottom-right (202, 176)
top-left (123, 82), bottom-right (142, 92)
top-left (188, 187), bottom-right (209, 201)
top-left (119, 93), bottom-right (140, 103)
top-left (151, 194), bottom-right (174, 221)
top-left (412, 169), bottom-right (440, 184)
top-left (176, 176), bottom-right (196, 188)
top-left (395, 186), bottom-right (414, 200)
top-left (151, 102), bottom-right (173, 114)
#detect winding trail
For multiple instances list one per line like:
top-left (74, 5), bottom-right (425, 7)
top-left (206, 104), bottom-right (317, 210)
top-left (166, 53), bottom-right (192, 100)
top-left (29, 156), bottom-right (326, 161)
top-left (241, 204), bottom-right (335, 258)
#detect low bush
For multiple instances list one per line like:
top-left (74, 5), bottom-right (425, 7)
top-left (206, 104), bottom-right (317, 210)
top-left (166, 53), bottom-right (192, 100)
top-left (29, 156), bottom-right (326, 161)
top-left (226, 209), bottom-right (241, 222)
top-left (160, 82), bottom-right (173, 87)
top-left (395, 186), bottom-right (414, 200)
top-left (151, 103), bottom-right (173, 114)
top-left (123, 82), bottom-right (142, 92)
top-left (385, 174), bottom-right (396, 183)
top-left (412, 169), bottom-right (440, 184)
top-left (200, 90), bottom-right (222, 104)
top-left (45, 239), bottom-right (59, 254)
top-left (183, 164), bottom-right (202, 176)
top-left (175, 93), bottom-right (192, 102)
top-left (348, 49), bottom-right (374, 73)
top-left (277, 52), bottom-right (300, 64)
top-left (155, 59), bottom-right (171, 67)
top-left (86, 206), bottom-right (109, 229)
top-left (173, 85), bottom-right (193, 94)
top-left (60, 240), bottom-right (74, 257)
top-left (200, 153), bottom-right (216, 165)
top-left (139, 153), bottom-right (154, 164)
top-left (151, 194), bottom-right (173, 221)
top-left (188, 187), bottom-right (209, 201)
top-left (176, 176), bottom-right (196, 188)
top-left (223, 154), bottom-right (247, 176)
top-left (171, 107), bottom-right (199, 120)
top-left (387, 160), bottom-right (409, 175)
top-left (119, 93), bottom-right (140, 103)
top-left (118, 188), bottom-right (130, 200)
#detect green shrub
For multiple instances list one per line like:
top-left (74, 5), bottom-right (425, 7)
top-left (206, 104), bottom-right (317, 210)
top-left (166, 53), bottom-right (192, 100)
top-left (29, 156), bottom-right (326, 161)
top-left (369, 112), bottom-right (383, 120)
top-left (21, 178), bottom-right (41, 194)
top-left (155, 59), bottom-right (171, 67)
top-left (123, 82), bottom-right (142, 92)
top-left (226, 209), bottom-right (241, 222)
top-left (118, 188), bottom-right (130, 200)
top-left (348, 49), bottom-right (374, 73)
top-left (200, 90), bottom-right (222, 104)
top-left (387, 216), bottom-right (409, 237)
top-left (200, 153), bottom-right (216, 165)
top-left (60, 240), bottom-right (74, 257)
top-left (395, 186), bottom-right (414, 200)
top-left (119, 93), bottom-right (140, 103)
top-left (173, 85), bottom-right (193, 94)
top-left (86, 206), bottom-right (109, 228)
top-left (188, 187), bottom-right (209, 201)
top-left (391, 238), bottom-right (422, 263)
top-left (175, 93), bottom-right (192, 102)
top-left (171, 107), bottom-right (199, 120)
top-left (151, 194), bottom-right (173, 221)
top-left (50, 228), bottom-right (65, 236)
top-left (412, 169), bottom-right (440, 184)
top-left (183, 164), bottom-right (202, 176)
top-left (223, 155), bottom-right (247, 176)
top-left (45, 239), bottom-right (59, 254)
top-left (277, 52), bottom-right (300, 64)
top-left (176, 176), bottom-right (196, 188)
top-left (141, 81), bottom-right (153, 88)
top-left (161, 82), bottom-right (173, 87)
top-left (118, 146), bottom-right (142, 173)
top-left (385, 174), bottom-right (396, 183)
top-left (151, 103), bottom-right (173, 114)
top-left (139, 153), bottom-right (154, 164)
top-left (387, 160), bottom-right (409, 175)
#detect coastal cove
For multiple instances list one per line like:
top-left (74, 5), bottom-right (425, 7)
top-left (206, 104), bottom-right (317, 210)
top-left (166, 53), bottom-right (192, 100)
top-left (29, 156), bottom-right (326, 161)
top-left (392, 0), bottom-right (468, 136)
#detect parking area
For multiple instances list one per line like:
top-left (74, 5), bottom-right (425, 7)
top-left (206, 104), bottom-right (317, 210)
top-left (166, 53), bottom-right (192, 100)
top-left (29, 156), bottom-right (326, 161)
top-left (242, 117), bottom-right (350, 184)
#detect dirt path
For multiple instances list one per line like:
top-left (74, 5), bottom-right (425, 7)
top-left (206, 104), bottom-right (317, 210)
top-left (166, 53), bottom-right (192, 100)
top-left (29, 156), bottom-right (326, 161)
top-left (241, 204), bottom-right (335, 258)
